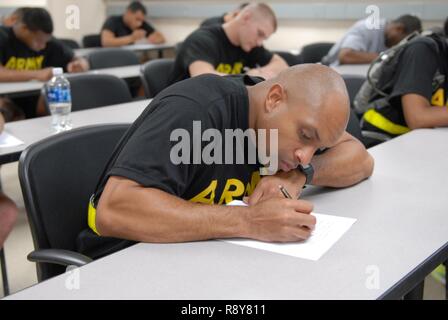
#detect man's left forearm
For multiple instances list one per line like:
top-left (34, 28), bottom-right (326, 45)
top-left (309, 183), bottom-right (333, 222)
top-left (310, 134), bottom-right (374, 187)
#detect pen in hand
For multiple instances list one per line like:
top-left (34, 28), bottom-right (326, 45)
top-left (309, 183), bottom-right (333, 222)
top-left (279, 185), bottom-right (292, 199)
top-left (279, 185), bottom-right (312, 231)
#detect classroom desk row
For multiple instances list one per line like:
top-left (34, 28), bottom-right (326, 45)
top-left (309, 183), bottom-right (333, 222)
top-left (331, 64), bottom-right (369, 77)
top-left (73, 42), bottom-right (175, 59)
top-left (0, 65), bottom-right (142, 97)
top-left (0, 99), bottom-right (150, 165)
top-left (3, 101), bottom-right (448, 299)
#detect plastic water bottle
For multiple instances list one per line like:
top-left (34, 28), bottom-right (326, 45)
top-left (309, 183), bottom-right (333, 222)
top-left (46, 68), bottom-right (72, 133)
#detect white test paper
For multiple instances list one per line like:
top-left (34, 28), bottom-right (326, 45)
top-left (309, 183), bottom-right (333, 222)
top-left (0, 132), bottom-right (24, 148)
top-left (224, 200), bottom-right (356, 261)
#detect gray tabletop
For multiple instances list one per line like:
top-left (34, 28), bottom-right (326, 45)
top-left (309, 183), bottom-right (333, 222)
top-left (5, 128), bottom-right (448, 300)
top-left (74, 43), bottom-right (175, 57)
top-left (332, 64), bottom-right (369, 76)
top-left (0, 99), bottom-right (150, 164)
top-left (0, 65), bottom-right (142, 96)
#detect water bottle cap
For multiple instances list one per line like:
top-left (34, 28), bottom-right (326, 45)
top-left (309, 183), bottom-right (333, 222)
top-left (52, 68), bottom-right (63, 76)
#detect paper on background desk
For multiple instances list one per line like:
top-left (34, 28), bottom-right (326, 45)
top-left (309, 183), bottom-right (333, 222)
top-left (224, 200), bottom-right (356, 261)
top-left (0, 132), bottom-right (24, 148)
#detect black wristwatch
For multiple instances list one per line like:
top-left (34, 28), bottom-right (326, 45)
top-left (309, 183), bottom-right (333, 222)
top-left (297, 164), bottom-right (314, 185)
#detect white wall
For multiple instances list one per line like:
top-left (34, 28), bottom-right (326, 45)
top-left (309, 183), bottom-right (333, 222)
top-left (2, 0), bottom-right (445, 50)
top-left (147, 18), bottom-right (443, 51)
top-left (46, 0), bottom-right (106, 43)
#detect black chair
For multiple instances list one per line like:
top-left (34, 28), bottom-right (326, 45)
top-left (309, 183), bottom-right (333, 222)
top-left (346, 108), bottom-right (364, 143)
top-left (0, 248), bottom-right (9, 296)
top-left (58, 38), bottom-right (80, 49)
top-left (43, 74), bottom-right (132, 112)
top-left (140, 58), bottom-right (174, 98)
top-left (341, 74), bottom-right (367, 110)
top-left (272, 51), bottom-right (303, 66)
top-left (82, 34), bottom-right (101, 48)
top-left (19, 124), bottom-right (130, 282)
top-left (301, 42), bottom-right (334, 63)
top-left (88, 48), bottom-right (140, 70)
top-left (340, 74), bottom-right (389, 147)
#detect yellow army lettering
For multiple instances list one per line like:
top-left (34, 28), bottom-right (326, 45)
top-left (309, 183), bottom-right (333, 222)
top-left (216, 62), bottom-right (243, 74)
top-left (189, 171), bottom-right (260, 204)
top-left (5, 56), bottom-right (45, 70)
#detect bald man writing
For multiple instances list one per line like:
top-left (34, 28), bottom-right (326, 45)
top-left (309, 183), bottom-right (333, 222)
top-left (77, 64), bottom-right (374, 259)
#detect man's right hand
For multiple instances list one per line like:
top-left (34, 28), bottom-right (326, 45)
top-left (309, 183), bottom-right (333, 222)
top-left (243, 197), bottom-right (316, 242)
top-left (131, 29), bottom-right (147, 42)
top-left (34, 68), bottom-right (53, 81)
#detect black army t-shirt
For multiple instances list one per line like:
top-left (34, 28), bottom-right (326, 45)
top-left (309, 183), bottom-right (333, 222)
top-left (363, 37), bottom-right (448, 135)
top-left (169, 26), bottom-right (274, 84)
top-left (0, 26), bottom-right (74, 118)
top-left (200, 15), bottom-right (225, 27)
top-left (0, 26), bottom-right (74, 71)
top-left (101, 15), bottom-right (155, 38)
top-left (77, 74), bottom-right (263, 259)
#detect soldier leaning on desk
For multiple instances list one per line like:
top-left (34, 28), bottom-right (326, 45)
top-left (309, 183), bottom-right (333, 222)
top-left (322, 15), bottom-right (422, 66)
top-left (77, 64), bottom-right (374, 259)
top-left (169, 3), bottom-right (289, 85)
top-left (0, 7), bottom-right (89, 119)
top-left (361, 29), bottom-right (448, 137)
top-left (100, 1), bottom-right (165, 47)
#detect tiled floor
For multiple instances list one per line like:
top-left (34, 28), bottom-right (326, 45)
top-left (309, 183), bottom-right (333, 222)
top-left (0, 162), bottom-right (445, 299)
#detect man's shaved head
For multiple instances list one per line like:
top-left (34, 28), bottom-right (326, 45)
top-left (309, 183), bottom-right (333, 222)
top-left (240, 2), bottom-right (277, 32)
top-left (228, 2), bottom-right (277, 52)
top-left (274, 64), bottom-right (350, 141)
top-left (249, 64), bottom-right (350, 172)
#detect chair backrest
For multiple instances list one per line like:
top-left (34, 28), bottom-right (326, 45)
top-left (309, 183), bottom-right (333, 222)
top-left (301, 42), bottom-right (334, 63)
top-left (58, 38), bottom-right (80, 49)
top-left (272, 51), bottom-right (303, 66)
top-left (43, 74), bottom-right (132, 112)
top-left (82, 34), bottom-right (101, 48)
top-left (88, 48), bottom-right (140, 70)
top-left (18, 124), bottom-right (130, 280)
top-left (341, 74), bottom-right (366, 109)
top-left (140, 58), bottom-right (174, 98)
top-left (346, 108), bottom-right (364, 143)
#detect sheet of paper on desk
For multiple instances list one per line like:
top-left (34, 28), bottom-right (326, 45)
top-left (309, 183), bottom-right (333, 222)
top-left (224, 200), bottom-right (356, 261)
top-left (0, 132), bottom-right (24, 148)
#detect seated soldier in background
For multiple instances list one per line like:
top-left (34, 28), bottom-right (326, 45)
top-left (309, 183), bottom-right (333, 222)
top-left (169, 3), bottom-right (288, 84)
top-left (322, 14), bottom-right (422, 66)
top-left (0, 7), bottom-right (89, 118)
top-left (200, 3), bottom-right (249, 28)
top-left (361, 32), bottom-right (448, 136)
top-left (101, 1), bottom-right (165, 47)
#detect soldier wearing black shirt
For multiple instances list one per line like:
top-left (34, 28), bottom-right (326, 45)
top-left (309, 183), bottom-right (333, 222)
top-left (0, 8), bottom-right (89, 118)
top-left (362, 35), bottom-right (448, 136)
top-left (77, 65), bottom-right (374, 259)
top-left (101, 1), bottom-right (165, 47)
top-left (170, 3), bottom-right (288, 85)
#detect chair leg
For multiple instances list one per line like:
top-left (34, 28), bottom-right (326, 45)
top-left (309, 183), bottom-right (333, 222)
top-left (0, 248), bottom-right (9, 296)
top-left (444, 260), bottom-right (448, 300)
top-left (403, 281), bottom-right (424, 300)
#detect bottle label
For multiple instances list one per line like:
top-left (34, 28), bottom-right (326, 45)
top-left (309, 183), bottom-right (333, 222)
top-left (47, 88), bottom-right (71, 104)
